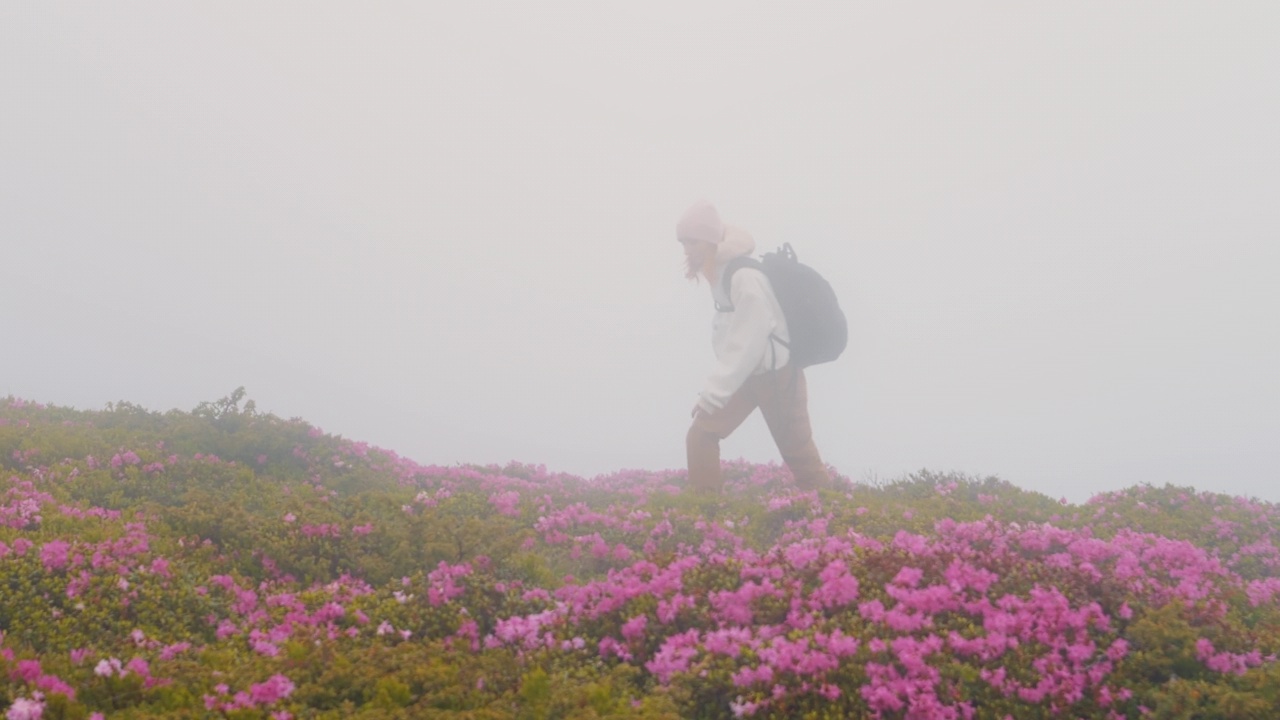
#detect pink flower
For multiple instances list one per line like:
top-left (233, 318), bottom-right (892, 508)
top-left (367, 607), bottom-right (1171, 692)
top-left (621, 614), bottom-right (648, 641)
top-left (159, 642), bottom-right (191, 660)
top-left (426, 561), bottom-right (472, 606)
top-left (124, 657), bottom-right (150, 677)
top-left (645, 629), bottom-right (700, 683)
top-left (489, 491), bottom-right (522, 517)
top-left (598, 636), bottom-right (633, 661)
top-left (891, 566), bottom-right (924, 587)
top-left (252, 641), bottom-right (280, 657)
top-left (1106, 638), bottom-right (1130, 662)
top-left (12, 660), bottom-right (42, 682)
top-left (812, 559), bottom-right (860, 608)
top-left (39, 541), bottom-right (71, 571)
top-left (5, 697), bottom-right (44, 720)
top-left (249, 674), bottom-right (296, 705)
top-left (36, 674), bottom-right (75, 700)
top-left (732, 664), bottom-right (775, 687)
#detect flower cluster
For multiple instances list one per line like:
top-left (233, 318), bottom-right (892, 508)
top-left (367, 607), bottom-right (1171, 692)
top-left (1, 394), bottom-right (1278, 719)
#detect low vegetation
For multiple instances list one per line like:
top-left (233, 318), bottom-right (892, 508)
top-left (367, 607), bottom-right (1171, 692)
top-left (1, 390), bottom-right (1278, 719)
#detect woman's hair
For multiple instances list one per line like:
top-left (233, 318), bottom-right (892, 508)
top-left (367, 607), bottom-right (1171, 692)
top-left (684, 244), bottom-right (717, 282)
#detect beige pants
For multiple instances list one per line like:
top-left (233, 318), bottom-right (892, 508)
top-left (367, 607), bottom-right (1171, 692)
top-left (686, 366), bottom-right (831, 493)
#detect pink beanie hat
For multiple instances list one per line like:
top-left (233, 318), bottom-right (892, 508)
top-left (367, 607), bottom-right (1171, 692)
top-left (676, 200), bottom-right (724, 244)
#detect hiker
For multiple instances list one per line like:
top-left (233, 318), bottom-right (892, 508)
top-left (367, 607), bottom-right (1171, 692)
top-left (677, 200), bottom-right (832, 494)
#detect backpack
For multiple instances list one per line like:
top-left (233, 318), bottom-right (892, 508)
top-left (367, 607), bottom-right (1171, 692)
top-left (718, 243), bottom-right (848, 368)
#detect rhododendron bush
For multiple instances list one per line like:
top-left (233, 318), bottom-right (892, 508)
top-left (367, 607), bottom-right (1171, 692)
top-left (1, 391), bottom-right (1279, 719)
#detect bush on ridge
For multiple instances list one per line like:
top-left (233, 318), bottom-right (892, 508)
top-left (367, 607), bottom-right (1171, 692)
top-left (1, 391), bottom-right (1278, 719)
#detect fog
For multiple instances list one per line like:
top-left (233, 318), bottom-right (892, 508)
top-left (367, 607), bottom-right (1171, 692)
top-left (3, 3), bottom-right (1278, 502)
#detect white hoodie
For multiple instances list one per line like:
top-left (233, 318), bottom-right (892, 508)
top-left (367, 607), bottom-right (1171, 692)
top-left (697, 225), bottom-right (791, 414)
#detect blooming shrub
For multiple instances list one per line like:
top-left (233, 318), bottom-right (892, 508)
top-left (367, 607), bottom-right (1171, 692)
top-left (0, 390), bottom-right (1279, 718)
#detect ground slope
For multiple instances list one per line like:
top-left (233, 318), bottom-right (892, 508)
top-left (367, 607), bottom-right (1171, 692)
top-left (1, 391), bottom-right (1279, 719)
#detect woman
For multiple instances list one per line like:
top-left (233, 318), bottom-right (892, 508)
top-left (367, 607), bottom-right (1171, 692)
top-left (677, 200), bottom-right (831, 494)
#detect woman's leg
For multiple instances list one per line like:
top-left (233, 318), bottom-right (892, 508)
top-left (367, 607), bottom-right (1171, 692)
top-left (758, 368), bottom-right (831, 490)
top-left (686, 381), bottom-right (759, 494)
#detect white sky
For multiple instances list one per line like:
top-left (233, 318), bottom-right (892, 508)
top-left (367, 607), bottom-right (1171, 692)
top-left (3, 3), bottom-right (1278, 503)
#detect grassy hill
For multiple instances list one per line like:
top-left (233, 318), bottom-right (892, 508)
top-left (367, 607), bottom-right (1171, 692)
top-left (1, 390), bottom-right (1278, 719)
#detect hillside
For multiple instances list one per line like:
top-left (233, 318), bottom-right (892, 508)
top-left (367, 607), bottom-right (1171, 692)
top-left (1, 390), bottom-right (1279, 719)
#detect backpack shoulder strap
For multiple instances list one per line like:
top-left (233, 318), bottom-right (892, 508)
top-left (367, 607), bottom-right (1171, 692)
top-left (716, 256), bottom-right (761, 312)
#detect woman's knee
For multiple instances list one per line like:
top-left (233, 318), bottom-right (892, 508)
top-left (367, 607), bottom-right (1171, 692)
top-left (687, 423), bottom-right (722, 450)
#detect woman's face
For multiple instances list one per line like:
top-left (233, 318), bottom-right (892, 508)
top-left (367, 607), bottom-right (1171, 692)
top-left (679, 237), bottom-right (716, 278)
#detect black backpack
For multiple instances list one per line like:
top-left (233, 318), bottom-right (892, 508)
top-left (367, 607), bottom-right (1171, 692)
top-left (718, 243), bottom-right (848, 369)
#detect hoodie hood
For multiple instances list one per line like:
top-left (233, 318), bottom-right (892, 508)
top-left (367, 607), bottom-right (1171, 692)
top-left (677, 200), bottom-right (724, 245)
top-left (715, 224), bottom-right (756, 266)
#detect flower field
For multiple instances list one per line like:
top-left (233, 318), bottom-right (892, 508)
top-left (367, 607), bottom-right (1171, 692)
top-left (2, 391), bottom-right (1279, 719)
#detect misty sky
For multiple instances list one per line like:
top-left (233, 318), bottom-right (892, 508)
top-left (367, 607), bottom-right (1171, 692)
top-left (3, 3), bottom-right (1278, 503)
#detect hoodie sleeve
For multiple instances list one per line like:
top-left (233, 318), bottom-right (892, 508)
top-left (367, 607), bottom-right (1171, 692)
top-left (698, 268), bottom-right (777, 413)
